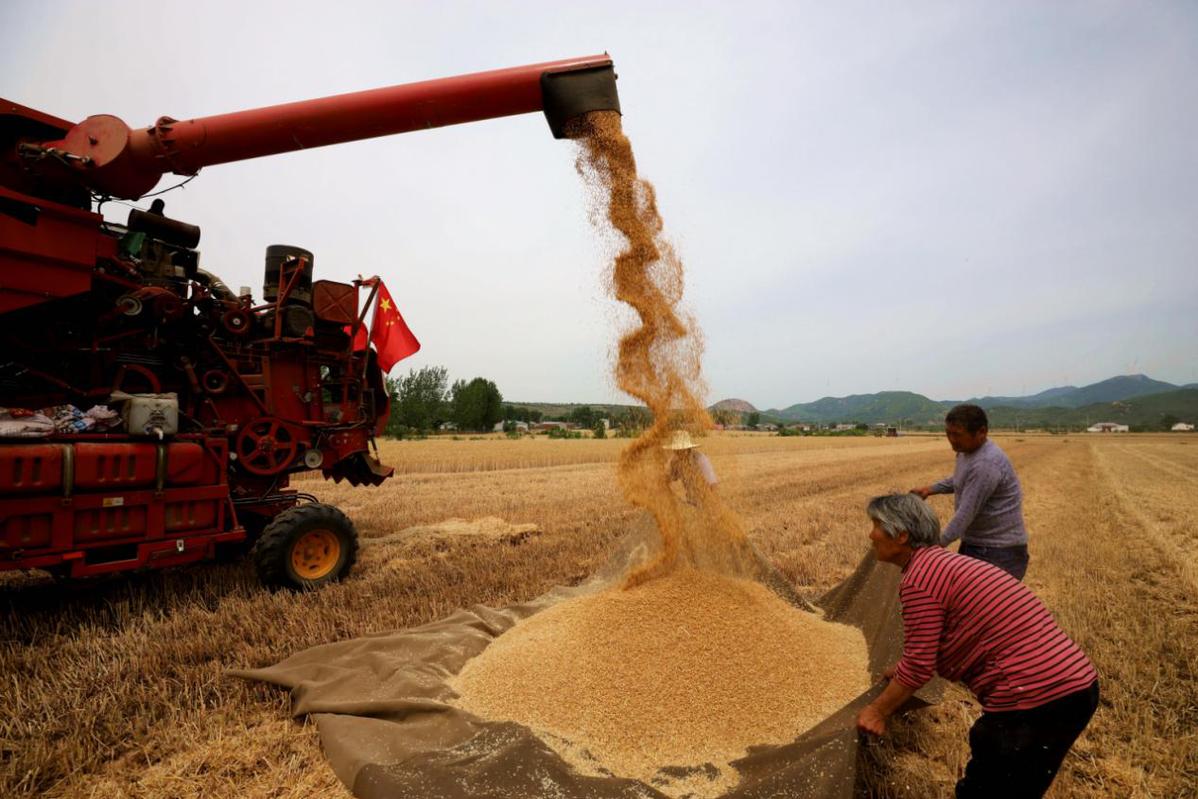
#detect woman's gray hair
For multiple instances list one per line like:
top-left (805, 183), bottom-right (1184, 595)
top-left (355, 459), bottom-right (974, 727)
top-left (866, 494), bottom-right (941, 548)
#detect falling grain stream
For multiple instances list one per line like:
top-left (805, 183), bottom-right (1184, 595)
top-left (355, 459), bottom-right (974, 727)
top-left (449, 112), bottom-right (870, 797)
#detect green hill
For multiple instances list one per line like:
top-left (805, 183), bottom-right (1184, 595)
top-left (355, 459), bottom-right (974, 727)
top-left (967, 374), bottom-right (1179, 409)
top-left (508, 379), bottom-right (1197, 431)
top-left (984, 389), bottom-right (1198, 431)
top-left (770, 391), bottom-right (948, 424)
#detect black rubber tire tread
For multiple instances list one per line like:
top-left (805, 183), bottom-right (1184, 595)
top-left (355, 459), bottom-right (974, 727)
top-left (250, 503), bottom-right (359, 590)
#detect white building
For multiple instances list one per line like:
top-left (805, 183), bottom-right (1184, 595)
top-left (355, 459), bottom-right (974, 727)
top-left (1172, 422), bottom-right (1195, 432)
top-left (1086, 422), bottom-right (1129, 433)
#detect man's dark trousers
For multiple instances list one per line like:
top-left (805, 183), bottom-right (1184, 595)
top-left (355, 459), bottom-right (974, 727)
top-left (959, 542), bottom-right (1029, 580)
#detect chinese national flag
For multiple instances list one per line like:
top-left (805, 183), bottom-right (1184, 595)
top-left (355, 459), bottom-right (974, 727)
top-left (354, 280), bottom-right (420, 372)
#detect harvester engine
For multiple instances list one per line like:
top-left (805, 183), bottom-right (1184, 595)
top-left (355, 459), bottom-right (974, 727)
top-left (0, 56), bottom-right (620, 588)
top-left (0, 192), bottom-right (390, 586)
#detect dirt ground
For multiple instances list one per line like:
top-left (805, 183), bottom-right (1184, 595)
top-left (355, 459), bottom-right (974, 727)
top-left (2, 433), bottom-right (1195, 797)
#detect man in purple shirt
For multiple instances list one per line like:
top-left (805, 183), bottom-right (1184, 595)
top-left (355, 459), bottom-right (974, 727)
top-left (911, 404), bottom-right (1030, 579)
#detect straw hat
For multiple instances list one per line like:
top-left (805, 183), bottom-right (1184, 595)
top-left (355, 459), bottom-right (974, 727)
top-left (662, 430), bottom-right (699, 450)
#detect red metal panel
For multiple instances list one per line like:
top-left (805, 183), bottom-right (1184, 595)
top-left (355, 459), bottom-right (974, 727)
top-left (0, 443), bottom-right (64, 493)
top-left (73, 504), bottom-right (148, 542)
top-left (0, 97), bottom-right (74, 133)
top-left (164, 442), bottom-right (220, 486)
top-left (2, 513), bottom-right (52, 549)
top-left (0, 187), bottom-right (101, 314)
top-left (66, 533), bottom-right (215, 577)
top-left (264, 355), bottom-right (317, 424)
top-left (74, 443), bottom-right (158, 490)
top-left (164, 499), bottom-right (218, 532)
top-left (0, 483), bottom-right (236, 572)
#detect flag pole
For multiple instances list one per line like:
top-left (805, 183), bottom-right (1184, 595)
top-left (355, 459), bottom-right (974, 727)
top-left (347, 275), bottom-right (381, 354)
top-left (345, 276), bottom-right (382, 408)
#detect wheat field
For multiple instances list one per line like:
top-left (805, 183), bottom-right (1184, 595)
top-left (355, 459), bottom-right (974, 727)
top-left (2, 433), bottom-right (1195, 797)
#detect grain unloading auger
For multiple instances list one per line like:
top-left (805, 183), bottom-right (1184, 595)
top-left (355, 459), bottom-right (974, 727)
top-left (0, 56), bottom-right (620, 588)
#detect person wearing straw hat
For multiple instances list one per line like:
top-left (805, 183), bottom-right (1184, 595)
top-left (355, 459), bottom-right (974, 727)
top-left (664, 430), bottom-right (717, 504)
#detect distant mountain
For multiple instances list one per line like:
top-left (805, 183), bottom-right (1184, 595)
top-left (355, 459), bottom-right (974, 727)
top-left (1047, 374), bottom-right (1177, 407)
top-left (710, 398), bottom-right (758, 414)
top-left (513, 375), bottom-right (1192, 429)
top-left (769, 391), bottom-right (947, 424)
top-left (968, 374), bottom-right (1179, 409)
top-left (751, 375), bottom-right (1189, 427)
top-left (965, 385), bottom-right (1078, 409)
top-left (985, 388), bottom-right (1198, 430)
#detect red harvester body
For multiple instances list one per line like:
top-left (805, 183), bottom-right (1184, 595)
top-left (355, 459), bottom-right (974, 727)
top-left (0, 56), bottom-right (619, 587)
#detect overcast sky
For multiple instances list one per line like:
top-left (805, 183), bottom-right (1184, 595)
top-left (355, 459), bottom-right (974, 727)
top-left (4, 2), bottom-right (1195, 408)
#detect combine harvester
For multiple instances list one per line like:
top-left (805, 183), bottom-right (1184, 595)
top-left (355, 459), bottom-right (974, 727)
top-left (0, 56), bottom-right (620, 588)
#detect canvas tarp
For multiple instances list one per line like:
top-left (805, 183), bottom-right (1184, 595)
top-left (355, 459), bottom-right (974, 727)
top-left (233, 527), bottom-right (940, 798)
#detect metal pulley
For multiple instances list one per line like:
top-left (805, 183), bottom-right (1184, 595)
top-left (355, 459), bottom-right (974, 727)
top-left (201, 369), bottom-right (229, 394)
top-left (235, 417), bottom-right (300, 475)
top-left (220, 308), bottom-right (252, 336)
top-left (129, 286), bottom-right (184, 323)
top-left (116, 294), bottom-right (143, 316)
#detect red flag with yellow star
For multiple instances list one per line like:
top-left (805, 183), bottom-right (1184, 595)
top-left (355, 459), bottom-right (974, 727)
top-left (355, 280), bottom-right (420, 372)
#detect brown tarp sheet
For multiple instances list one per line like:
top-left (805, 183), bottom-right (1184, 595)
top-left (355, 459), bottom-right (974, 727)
top-left (233, 529), bottom-right (940, 798)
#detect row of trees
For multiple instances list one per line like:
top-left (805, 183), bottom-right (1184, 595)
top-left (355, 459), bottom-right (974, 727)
top-left (384, 366), bottom-right (503, 435)
top-left (382, 367), bottom-right (659, 437)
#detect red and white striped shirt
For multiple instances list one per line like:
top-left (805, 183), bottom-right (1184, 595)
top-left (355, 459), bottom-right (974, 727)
top-left (894, 546), bottom-right (1097, 712)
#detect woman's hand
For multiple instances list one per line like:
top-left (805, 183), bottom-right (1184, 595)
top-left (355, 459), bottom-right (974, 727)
top-left (857, 704), bottom-right (887, 736)
top-left (858, 673), bottom-right (916, 737)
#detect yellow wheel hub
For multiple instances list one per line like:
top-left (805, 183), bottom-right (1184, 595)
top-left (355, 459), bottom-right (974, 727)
top-left (291, 529), bottom-right (341, 580)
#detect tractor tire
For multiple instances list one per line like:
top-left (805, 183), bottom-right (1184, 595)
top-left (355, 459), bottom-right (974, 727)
top-left (250, 503), bottom-right (358, 590)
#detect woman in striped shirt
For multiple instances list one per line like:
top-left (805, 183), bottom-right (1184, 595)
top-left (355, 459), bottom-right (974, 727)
top-left (856, 494), bottom-right (1099, 798)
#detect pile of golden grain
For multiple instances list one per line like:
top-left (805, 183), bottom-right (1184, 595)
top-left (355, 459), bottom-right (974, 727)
top-left (448, 568), bottom-right (868, 797)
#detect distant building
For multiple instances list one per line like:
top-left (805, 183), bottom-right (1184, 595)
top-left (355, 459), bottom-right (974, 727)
top-left (1086, 422), bottom-right (1129, 433)
top-left (493, 421), bottom-right (529, 432)
top-left (833, 423), bottom-right (855, 432)
top-left (1172, 422), bottom-right (1195, 432)
top-left (532, 421), bottom-right (570, 431)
